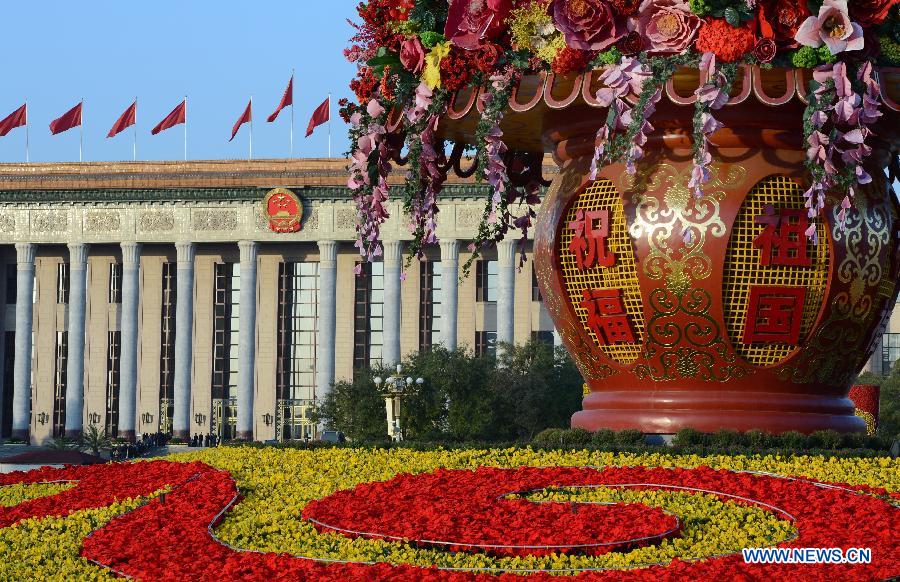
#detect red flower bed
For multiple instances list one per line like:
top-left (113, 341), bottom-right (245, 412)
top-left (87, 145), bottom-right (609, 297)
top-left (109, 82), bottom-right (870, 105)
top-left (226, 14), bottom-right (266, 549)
top-left (303, 467), bottom-right (681, 556)
top-left (1, 461), bottom-right (898, 580)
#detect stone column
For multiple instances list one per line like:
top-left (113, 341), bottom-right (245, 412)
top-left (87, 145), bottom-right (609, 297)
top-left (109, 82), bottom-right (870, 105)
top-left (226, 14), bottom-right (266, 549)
top-left (497, 239), bottom-right (517, 350)
top-left (439, 239), bottom-right (460, 351)
top-left (11, 243), bottom-right (36, 441)
top-left (316, 240), bottom-right (338, 399)
top-left (236, 241), bottom-right (258, 440)
top-left (382, 240), bottom-right (403, 366)
top-left (118, 242), bottom-right (141, 442)
top-left (173, 242), bottom-right (196, 439)
top-left (64, 243), bottom-right (89, 438)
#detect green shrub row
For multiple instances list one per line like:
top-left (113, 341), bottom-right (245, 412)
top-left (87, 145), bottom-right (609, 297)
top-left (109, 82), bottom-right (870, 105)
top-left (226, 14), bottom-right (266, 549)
top-left (532, 427), bottom-right (895, 456)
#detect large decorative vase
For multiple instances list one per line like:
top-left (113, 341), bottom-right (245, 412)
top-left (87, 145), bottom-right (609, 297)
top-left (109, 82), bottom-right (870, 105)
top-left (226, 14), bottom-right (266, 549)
top-left (443, 66), bottom-right (900, 434)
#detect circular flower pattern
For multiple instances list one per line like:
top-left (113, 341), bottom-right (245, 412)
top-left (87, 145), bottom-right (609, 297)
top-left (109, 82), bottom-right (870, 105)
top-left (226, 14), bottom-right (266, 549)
top-left (0, 448), bottom-right (897, 579)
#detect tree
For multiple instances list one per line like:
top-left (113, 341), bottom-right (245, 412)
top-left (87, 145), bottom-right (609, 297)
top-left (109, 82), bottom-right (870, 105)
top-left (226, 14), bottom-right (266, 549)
top-left (79, 425), bottom-right (111, 456)
top-left (314, 366), bottom-right (392, 442)
top-left (492, 341), bottom-right (584, 440)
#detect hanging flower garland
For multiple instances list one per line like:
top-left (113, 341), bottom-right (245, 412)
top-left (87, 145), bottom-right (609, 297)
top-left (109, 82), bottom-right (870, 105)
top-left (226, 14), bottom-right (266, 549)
top-left (342, 0), bottom-right (899, 270)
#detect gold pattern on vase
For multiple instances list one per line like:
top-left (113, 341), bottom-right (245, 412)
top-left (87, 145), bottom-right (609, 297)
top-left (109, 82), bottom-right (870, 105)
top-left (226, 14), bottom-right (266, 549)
top-left (623, 163), bottom-right (745, 291)
top-left (776, 179), bottom-right (896, 386)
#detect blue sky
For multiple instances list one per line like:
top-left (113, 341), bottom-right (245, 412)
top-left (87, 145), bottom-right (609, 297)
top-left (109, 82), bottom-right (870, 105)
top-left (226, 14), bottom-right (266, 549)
top-left (0, 1), bottom-right (360, 163)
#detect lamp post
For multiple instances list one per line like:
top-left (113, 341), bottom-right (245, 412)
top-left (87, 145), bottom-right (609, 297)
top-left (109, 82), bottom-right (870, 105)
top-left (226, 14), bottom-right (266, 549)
top-left (374, 364), bottom-right (423, 442)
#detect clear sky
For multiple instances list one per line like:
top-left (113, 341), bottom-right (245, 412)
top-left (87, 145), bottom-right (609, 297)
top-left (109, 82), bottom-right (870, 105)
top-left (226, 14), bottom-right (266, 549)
top-left (0, 1), bottom-right (361, 163)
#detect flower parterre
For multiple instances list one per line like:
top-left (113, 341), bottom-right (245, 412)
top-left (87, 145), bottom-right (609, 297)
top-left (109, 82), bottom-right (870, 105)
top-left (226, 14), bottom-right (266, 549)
top-left (342, 0), bottom-right (899, 269)
top-left (0, 447), bottom-right (897, 579)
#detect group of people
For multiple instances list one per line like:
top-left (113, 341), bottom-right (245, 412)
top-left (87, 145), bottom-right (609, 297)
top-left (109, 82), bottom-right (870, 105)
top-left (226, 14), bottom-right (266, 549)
top-left (189, 433), bottom-right (221, 448)
top-left (109, 432), bottom-right (171, 461)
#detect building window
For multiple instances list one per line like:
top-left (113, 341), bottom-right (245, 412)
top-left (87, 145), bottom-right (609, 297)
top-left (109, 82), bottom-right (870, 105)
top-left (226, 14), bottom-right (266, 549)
top-left (276, 262), bottom-right (319, 401)
top-left (212, 263), bottom-right (239, 440)
top-left (532, 268), bottom-right (543, 302)
top-left (531, 330), bottom-right (555, 346)
top-left (353, 261), bottom-right (384, 372)
top-left (56, 263), bottom-right (70, 304)
top-left (475, 330), bottom-right (497, 357)
top-left (52, 332), bottom-right (68, 438)
top-left (883, 333), bottom-right (900, 376)
top-left (109, 263), bottom-right (123, 304)
top-left (105, 331), bottom-right (121, 437)
top-left (476, 260), bottom-right (498, 302)
top-left (419, 261), bottom-right (442, 351)
top-left (5, 264), bottom-right (15, 305)
top-left (159, 263), bottom-right (176, 434)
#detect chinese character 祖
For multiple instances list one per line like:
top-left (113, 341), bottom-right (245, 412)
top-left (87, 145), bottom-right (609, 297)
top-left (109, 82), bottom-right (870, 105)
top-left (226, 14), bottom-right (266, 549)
top-left (752, 205), bottom-right (811, 267)
top-left (581, 288), bottom-right (636, 345)
top-left (742, 285), bottom-right (807, 344)
top-left (568, 209), bottom-right (616, 270)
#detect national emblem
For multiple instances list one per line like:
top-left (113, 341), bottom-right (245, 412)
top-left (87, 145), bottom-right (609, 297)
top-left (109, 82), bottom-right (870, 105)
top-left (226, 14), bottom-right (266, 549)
top-left (263, 188), bottom-right (303, 233)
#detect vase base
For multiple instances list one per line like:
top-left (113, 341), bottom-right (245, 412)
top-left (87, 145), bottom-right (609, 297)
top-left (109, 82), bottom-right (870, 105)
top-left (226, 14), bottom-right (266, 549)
top-left (572, 390), bottom-right (866, 434)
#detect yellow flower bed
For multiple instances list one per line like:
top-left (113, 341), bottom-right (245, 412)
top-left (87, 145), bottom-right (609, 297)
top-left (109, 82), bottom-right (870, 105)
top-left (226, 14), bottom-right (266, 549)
top-left (0, 482), bottom-right (73, 507)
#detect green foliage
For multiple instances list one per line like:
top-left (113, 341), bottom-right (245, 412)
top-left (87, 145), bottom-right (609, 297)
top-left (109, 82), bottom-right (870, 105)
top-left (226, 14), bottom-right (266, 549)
top-left (419, 31), bottom-right (445, 48)
top-left (879, 36), bottom-right (900, 66)
top-left (614, 429), bottom-right (645, 446)
top-left (790, 45), bottom-right (837, 68)
top-left (592, 48), bottom-right (623, 67)
top-left (673, 427), bottom-right (707, 446)
top-left (79, 425), bottom-right (111, 456)
top-left (591, 429), bottom-right (617, 446)
top-left (688, 0), bottom-right (753, 23)
top-left (492, 342), bottom-right (585, 440)
top-left (744, 429), bottom-right (774, 449)
top-left (808, 429), bottom-right (843, 450)
top-left (409, 0), bottom-right (447, 34)
top-left (780, 431), bottom-right (807, 450)
top-left (316, 341), bottom-right (584, 443)
top-left (710, 429), bottom-right (743, 448)
top-left (47, 436), bottom-right (77, 451)
top-left (314, 367), bottom-right (393, 443)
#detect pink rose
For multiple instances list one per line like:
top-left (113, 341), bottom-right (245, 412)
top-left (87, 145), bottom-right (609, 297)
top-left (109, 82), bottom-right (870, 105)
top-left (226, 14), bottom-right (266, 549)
top-left (633, 0), bottom-right (700, 54)
top-left (444, 0), bottom-right (513, 50)
top-left (400, 37), bottom-right (426, 74)
top-left (552, 0), bottom-right (624, 51)
top-left (795, 0), bottom-right (864, 54)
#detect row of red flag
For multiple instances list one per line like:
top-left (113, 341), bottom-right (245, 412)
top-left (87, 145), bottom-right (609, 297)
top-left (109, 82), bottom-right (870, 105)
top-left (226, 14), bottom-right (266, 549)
top-left (0, 76), bottom-right (331, 143)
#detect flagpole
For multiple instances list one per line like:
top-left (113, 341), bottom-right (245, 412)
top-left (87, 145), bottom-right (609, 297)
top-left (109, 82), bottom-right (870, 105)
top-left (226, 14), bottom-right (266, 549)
top-left (25, 98), bottom-right (29, 163)
top-left (290, 69), bottom-right (295, 158)
top-left (134, 97), bottom-right (138, 162)
top-left (249, 96), bottom-right (253, 161)
top-left (184, 95), bottom-right (188, 161)
top-left (327, 92), bottom-right (332, 158)
top-left (79, 98), bottom-right (84, 163)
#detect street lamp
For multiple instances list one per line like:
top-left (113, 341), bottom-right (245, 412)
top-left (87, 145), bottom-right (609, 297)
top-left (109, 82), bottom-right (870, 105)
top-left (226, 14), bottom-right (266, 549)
top-left (375, 364), bottom-right (423, 442)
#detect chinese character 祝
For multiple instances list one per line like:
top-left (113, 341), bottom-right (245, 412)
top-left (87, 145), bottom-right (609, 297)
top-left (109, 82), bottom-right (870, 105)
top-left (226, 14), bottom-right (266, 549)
top-left (568, 209), bottom-right (616, 270)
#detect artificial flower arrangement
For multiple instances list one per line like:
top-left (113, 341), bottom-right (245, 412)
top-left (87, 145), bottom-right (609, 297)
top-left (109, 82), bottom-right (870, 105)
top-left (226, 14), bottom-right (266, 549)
top-left (342, 0), bottom-right (899, 270)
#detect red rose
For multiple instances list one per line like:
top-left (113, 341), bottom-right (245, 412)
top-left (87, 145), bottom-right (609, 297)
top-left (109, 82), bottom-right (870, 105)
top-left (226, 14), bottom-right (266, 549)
top-left (399, 37), bottom-right (426, 74)
top-left (444, 0), bottom-right (513, 50)
top-left (849, 0), bottom-right (896, 27)
top-left (753, 38), bottom-right (777, 63)
top-left (617, 30), bottom-right (644, 55)
top-left (551, 0), bottom-right (625, 51)
top-left (759, 0), bottom-right (811, 47)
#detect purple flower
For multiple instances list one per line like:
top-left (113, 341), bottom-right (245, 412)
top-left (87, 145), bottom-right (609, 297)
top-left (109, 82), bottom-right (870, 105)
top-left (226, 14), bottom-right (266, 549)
top-left (795, 0), bottom-right (864, 54)
top-left (552, 0), bottom-right (624, 51)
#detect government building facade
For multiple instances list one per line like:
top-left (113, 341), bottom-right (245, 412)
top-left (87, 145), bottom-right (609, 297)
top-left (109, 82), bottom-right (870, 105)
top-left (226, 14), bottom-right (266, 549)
top-left (0, 159), bottom-right (561, 445)
top-left (0, 159), bottom-right (896, 445)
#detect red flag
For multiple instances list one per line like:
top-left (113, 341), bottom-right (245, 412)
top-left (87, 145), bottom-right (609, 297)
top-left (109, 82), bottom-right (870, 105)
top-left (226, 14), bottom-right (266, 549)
top-left (230, 99), bottom-right (252, 142)
top-left (0, 104), bottom-right (27, 137)
top-left (305, 97), bottom-right (329, 137)
top-left (107, 101), bottom-right (136, 138)
top-left (267, 76), bottom-right (293, 123)
top-left (49, 102), bottom-right (83, 135)
top-left (151, 100), bottom-right (186, 135)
